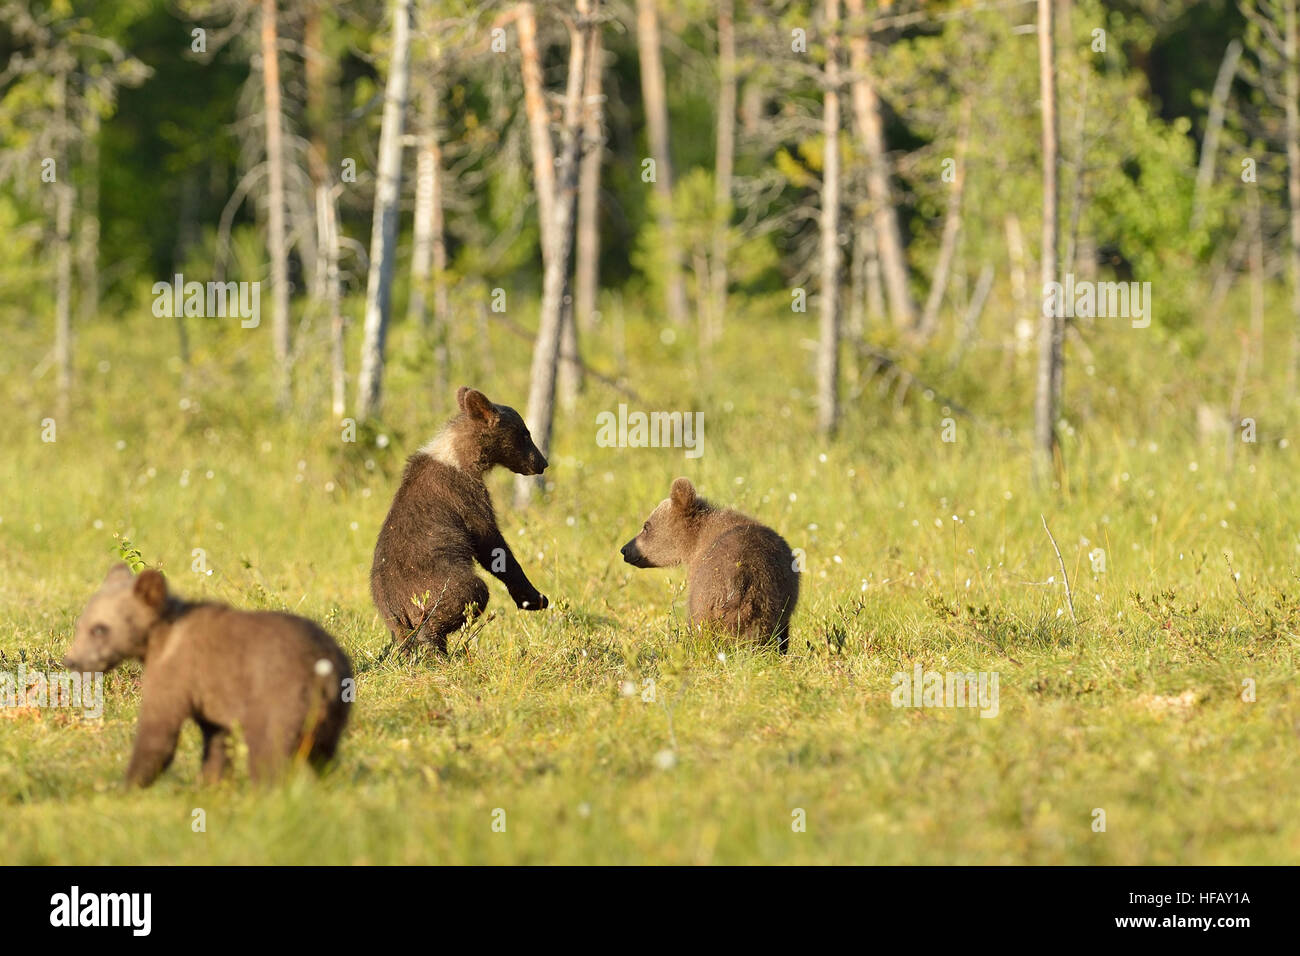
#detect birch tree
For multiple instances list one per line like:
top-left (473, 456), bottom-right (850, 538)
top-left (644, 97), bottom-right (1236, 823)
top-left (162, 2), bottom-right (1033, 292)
top-left (408, 79), bottom-right (450, 394)
top-left (516, 0), bottom-right (600, 506)
top-left (356, 0), bottom-right (413, 421)
top-left (844, 0), bottom-right (915, 331)
top-left (260, 0), bottom-right (291, 408)
top-left (635, 0), bottom-right (689, 326)
top-left (817, 0), bottom-right (842, 435)
top-left (574, 21), bottom-right (605, 332)
top-left (1033, 0), bottom-right (1062, 478)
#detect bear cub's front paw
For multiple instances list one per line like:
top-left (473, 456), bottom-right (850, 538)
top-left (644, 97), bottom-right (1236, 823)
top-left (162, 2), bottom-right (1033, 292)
top-left (517, 592), bottom-right (548, 611)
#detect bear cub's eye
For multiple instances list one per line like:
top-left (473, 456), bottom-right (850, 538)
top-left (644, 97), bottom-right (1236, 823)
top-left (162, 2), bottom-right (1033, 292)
top-left (90, 624), bottom-right (109, 639)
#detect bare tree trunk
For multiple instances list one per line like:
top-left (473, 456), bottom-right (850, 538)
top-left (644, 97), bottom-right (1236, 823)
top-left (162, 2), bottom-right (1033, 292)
top-left (1192, 38), bottom-right (1242, 229)
top-left (1286, 0), bottom-right (1300, 400)
top-left (558, 12), bottom-right (592, 411)
top-left (949, 261), bottom-right (994, 368)
top-left (261, 0), bottom-right (292, 408)
top-left (635, 0), bottom-right (689, 326)
top-left (575, 24), bottom-right (605, 332)
top-left (518, 3), bottom-right (555, 261)
top-left (917, 97), bottom-right (971, 341)
top-left (844, 0), bottom-right (914, 330)
top-left (516, 0), bottom-right (598, 506)
top-left (817, 0), bottom-right (842, 436)
top-left (356, 0), bottom-right (413, 420)
top-left (77, 107), bottom-right (99, 328)
top-left (303, 0), bottom-right (330, 302)
top-left (318, 185), bottom-right (346, 422)
top-left (558, 299), bottom-right (581, 408)
top-left (1033, 0), bottom-right (1062, 478)
top-left (711, 0), bottom-right (736, 331)
top-left (408, 84), bottom-right (450, 394)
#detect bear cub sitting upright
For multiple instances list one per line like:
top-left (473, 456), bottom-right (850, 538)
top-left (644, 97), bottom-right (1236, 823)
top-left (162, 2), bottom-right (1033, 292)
top-left (621, 477), bottom-right (799, 652)
top-left (64, 564), bottom-right (353, 787)
top-left (370, 386), bottom-right (550, 653)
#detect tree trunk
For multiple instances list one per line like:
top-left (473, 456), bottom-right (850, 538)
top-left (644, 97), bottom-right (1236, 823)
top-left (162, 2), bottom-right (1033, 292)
top-left (518, 3), bottom-right (556, 262)
top-left (303, 0), bottom-right (330, 302)
top-left (1191, 38), bottom-right (1241, 229)
top-left (318, 185), bottom-right (346, 422)
top-left (844, 0), bottom-right (914, 330)
top-left (817, 0), bottom-right (842, 436)
top-left (356, 0), bottom-right (413, 421)
top-left (917, 97), bottom-right (971, 342)
top-left (711, 0), bottom-right (736, 331)
top-left (575, 23), bottom-right (604, 332)
top-left (516, 0), bottom-right (598, 506)
top-left (408, 84), bottom-right (450, 394)
top-left (635, 0), bottom-right (689, 326)
top-left (77, 106), bottom-right (99, 328)
top-left (558, 11), bottom-right (592, 410)
top-left (1033, 0), bottom-right (1062, 478)
top-left (261, 0), bottom-right (292, 408)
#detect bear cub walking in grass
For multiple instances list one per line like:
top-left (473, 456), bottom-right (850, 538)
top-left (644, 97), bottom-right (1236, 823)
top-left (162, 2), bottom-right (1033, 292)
top-left (64, 564), bottom-right (353, 787)
top-left (371, 386), bottom-right (550, 653)
top-left (621, 477), bottom-right (799, 652)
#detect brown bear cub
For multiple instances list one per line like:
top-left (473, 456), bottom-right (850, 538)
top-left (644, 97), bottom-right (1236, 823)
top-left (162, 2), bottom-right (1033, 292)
top-left (64, 564), bottom-right (353, 787)
top-left (370, 386), bottom-right (550, 653)
top-left (621, 477), bottom-right (800, 652)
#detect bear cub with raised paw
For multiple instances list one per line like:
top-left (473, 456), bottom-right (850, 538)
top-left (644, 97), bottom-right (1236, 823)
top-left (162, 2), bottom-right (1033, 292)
top-left (64, 564), bottom-right (353, 787)
top-left (621, 477), bottom-right (799, 652)
top-left (370, 386), bottom-right (550, 653)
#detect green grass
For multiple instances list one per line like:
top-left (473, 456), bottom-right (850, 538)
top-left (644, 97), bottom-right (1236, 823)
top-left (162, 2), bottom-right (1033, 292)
top-left (1, 294), bottom-right (1297, 864)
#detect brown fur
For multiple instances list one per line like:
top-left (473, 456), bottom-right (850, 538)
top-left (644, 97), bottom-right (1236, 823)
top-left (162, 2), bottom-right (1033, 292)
top-left (370, 386), bottom-right (549, 653)
top-left (64, 564), bottom-right (353, 787)
top-left (621, 477), bottom-right (799, 652)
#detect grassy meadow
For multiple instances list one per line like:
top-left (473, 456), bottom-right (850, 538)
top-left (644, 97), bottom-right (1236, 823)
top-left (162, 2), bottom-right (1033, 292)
top-left (0, 293), bottom-right (1297, 865)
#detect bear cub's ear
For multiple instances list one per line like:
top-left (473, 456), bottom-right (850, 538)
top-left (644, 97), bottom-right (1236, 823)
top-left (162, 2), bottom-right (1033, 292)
top-left (133, 568), bottom-right (169, 611)
top-left (670, 477), bottom-right (697, 512)
top-left (457, 386), bottom-right (499, 424)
